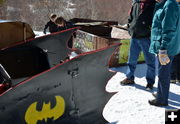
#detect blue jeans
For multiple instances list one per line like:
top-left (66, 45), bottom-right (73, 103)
top-left (126, 38), bottom-right (155, 84)
top-left (171, 53), bottom-right (180, 80)
top-left (156, 56), bottom-right (174, 104)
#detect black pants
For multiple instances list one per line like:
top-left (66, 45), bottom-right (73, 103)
top-left (171, 53), bottom-right (180, 80)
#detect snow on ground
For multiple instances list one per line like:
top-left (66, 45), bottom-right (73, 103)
top-left (104, 64), bottom-right (180, 124)
top-left (34, 31), bottom-right (49, 37)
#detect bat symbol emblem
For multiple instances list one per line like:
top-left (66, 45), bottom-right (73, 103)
top-left (25, 96), bottom-right (65, 124)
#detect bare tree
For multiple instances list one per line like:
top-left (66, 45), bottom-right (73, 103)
top-left (0, 0), bottom-right (131, 30)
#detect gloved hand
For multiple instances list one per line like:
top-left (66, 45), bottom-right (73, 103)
top-left (158, 50), bottom-right (170, 65)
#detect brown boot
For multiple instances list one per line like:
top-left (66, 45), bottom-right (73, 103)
top-left (120, 78), bottom-right (135, 85)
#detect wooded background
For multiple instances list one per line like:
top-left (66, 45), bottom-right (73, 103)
top-left (0, 0), bottom-right (131, 30)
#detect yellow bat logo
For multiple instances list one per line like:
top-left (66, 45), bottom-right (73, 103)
top-left (25, 96), bottom-right (65, 124)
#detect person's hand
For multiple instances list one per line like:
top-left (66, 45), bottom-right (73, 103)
top-left (158, 50), bottom-right (170, 65)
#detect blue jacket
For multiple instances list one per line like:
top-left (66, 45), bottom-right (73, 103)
top-left (149, 0), bottom-right (180, 56)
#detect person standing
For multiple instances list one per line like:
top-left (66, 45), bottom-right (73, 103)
top-left (120, 0), bottom-right (156, 90)
top-left (170, 0), bottom-right (180, 84)
top-left (43, 13), bottom-right (58, 34)
top-left (148, 0), bottom-right (180, 106)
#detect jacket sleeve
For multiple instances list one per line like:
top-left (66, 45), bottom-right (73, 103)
top-left (128, 5), bottom-right (134, 27)
top-left (44, 21), bottom-right (50, 31)
top-left (160, 3), bottom-right (178, 50)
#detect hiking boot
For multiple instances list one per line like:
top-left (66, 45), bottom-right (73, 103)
top-left (120, 78), bottom-right (135, 85)
top-left (148, 99), bottom-right (168, 107)
top-left (145, 83), bottom-right (153, 90)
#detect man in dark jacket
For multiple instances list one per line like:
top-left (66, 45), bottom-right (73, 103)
top-left (55, 17), bottom-right (74, 31)
top-left (43, 14), bottom-right (58, 34)
top-left (120, 0), bottom-right (156, 90)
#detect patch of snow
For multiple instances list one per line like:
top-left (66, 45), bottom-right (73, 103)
top-left (104, 64), bottom-right (180, 124)
top-left (33, 31), bottom-right (49, 37)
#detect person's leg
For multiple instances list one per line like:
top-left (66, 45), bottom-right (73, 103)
top-left (154, 56), bottom-right (173, 105)
top-left (175, 53), bottom-right (180, 83)
top-left (126, 38), bottom-right (141, 80)
top-left (139, 38), bottom-right (156, 87)
top-left (121, 38), bottom-right (141, 85)
top-left (170, 56), bottom-right (177, 83)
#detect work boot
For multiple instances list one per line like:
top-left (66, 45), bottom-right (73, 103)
top-left (148, 99), bottom-right (168, 107)
top-left (120, 78), bottom-right (135, 85)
